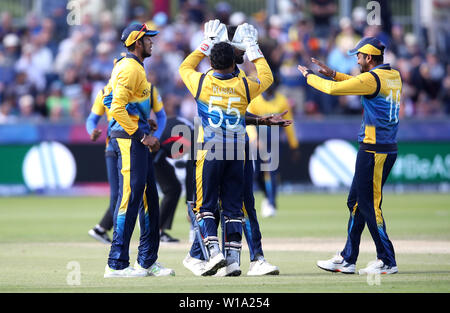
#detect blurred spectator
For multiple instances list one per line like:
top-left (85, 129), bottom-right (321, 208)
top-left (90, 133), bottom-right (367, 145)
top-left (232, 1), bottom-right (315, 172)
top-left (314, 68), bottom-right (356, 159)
top-left (390, 24), bottom-right (409, 58)
top-left (98, 11), bottom-right (118, 44)
top-left (34, 92), bottom-right (49, 118)
top-left (40, 18), bottom-right (59, 56)
top-left (351, 6), bottom-right (367, 37)
top-left (0, 1), bottom-right (447, 123)
top-left (13, 71), bottom-right (37, 99)
top-left (46, 80), bottom-right (70, 121)
top-left (439, 69), bottom-right (450, 115)
top-left (215, 2), bottom-right (232, 25)
top-left (327, 17), bottom-right (360, 75)
top-left (15, 44), bottom-right (47, 91)
top-left (18, 94), bottom-right (42, 122)
top-left (0, 12), bottom-right (15, 42)
top-left (89, 42), bottom-right (114, 83)
top-left (0, 95), bottom-right (17, 123)
top-left (410, 49), bottom-right (445, 103)
top-left (277, 0), bottom-right (305, 26)
top-left (229, 12), bottom-right (246, 27)
top-left (179, 0), bottom-right (206, 24)
top-left (0, 34), bottom-right (20, 87)
top-left (309, 0), bottom-right (337, 39)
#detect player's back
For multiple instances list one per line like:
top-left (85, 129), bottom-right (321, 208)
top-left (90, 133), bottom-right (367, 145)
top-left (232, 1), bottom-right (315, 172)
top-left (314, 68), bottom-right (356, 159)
top-left (360, 64), bottom-right (402, 147)
top-left (196, 73), bottom-right (251, 144)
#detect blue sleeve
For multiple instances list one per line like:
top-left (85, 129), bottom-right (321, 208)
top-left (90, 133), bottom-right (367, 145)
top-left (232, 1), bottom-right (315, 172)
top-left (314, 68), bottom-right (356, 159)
top-left (86, 112), bottom-right (102, 135)
top-left (245, 111), bottom-right (258, 119)
top-left (153, 109), bottom-right (167, 140)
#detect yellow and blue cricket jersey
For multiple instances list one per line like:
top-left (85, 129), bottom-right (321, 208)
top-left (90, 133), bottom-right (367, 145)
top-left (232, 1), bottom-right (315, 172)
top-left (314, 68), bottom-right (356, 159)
top-left (91, 88), bottom-right (112, 122)
top-left (179, 50), bottom-right (273, 144)
top-left (247, 92), bottom-right (299, 150)
top-left (107, 53), bottom-right (154, 141)
top-left (307, 64), bottom-right (402, 151)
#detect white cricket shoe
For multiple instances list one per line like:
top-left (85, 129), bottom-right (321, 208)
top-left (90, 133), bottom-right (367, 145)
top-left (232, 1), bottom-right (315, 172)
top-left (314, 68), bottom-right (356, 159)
top-left (104, 265), bottom-right (147, 278)
top-left (317, 253), bottom-right (356, 274)
top-left (183, 254), bottom-right (206, 276)
top-left (261, 198), bottom-right (276, 218)
top-left (358, 259), bottom-right (398, 275)
top-left (247, 259), bottom-right (280, 276)
top-left (134, 261), bottom-right (175, 277)
top-left (214, 263), bottom-right (241, 277)
top-left (201, 253), bottom-right (226, 276)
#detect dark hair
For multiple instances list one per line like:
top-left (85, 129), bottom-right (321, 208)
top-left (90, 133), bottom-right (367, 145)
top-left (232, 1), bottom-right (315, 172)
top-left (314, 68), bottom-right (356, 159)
top-left (126, 42), bottom-right (136, 51)
top-left (210, 42), bottom-right (234, 70)
top-left (126, 37), bottom-right (144, 52)
top-left (360, 52), bottom-right (384, 64)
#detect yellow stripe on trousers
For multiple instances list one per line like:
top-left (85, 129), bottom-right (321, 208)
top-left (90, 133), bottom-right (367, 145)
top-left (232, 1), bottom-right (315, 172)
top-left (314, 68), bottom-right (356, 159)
top-left (117, 138), bottom-right (132, 215)
top-left (373, 153), bottom-right (387, 225)
top-left (142, 185), bottom-right (148, 215)
top-left (195, 150), bottom-right (207, 213)
top-left (351, 202), bottom-right (358, 216)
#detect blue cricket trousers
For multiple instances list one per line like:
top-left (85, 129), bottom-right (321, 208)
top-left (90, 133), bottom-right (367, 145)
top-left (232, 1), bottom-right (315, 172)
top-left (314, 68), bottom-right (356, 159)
top-left (108, 137), bottom-right (160, 270)
top-left (341, 149), bottom-right (397, 266)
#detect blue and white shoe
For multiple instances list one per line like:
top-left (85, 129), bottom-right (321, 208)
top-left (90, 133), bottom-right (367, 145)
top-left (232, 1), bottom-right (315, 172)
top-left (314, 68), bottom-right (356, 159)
top-left (134, 261), bottom-right (175, 277)
top-left (358, 259), bottom-right (398, 275)
top-left (104, 265), bottom-right (147, 278)
top-left (317, 253), bottom-right (356, 274)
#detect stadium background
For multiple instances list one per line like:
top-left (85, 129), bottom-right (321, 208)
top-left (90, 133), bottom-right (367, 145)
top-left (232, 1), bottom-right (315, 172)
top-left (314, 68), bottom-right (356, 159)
top-left (1, 0), bottom-right (449, 196)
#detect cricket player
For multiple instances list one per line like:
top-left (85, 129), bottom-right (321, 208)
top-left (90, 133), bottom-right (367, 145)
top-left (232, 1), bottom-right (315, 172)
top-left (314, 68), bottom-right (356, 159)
top-left (86, 84), bottom-right (117, 244)
top-left (104, 23), bottom-right (173, 277)
top-left (298, 37), bottom-right (401, 275)
top-left (179, 20), bottom-right (273, 276)
top-left (183, 24), bottom-right (287, 276)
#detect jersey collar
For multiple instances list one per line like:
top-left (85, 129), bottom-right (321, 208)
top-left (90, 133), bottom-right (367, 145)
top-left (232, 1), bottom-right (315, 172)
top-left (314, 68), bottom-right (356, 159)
top-left (212, 66), bottom-right (240, 80)
top-left (370, 63), bottom-right (391, 71)
top-left (126, 53), bottom-right (144, 68)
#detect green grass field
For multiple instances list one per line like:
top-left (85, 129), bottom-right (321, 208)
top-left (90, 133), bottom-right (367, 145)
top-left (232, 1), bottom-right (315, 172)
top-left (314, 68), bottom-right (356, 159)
top-left (0, 192), bottom-right (449, 293)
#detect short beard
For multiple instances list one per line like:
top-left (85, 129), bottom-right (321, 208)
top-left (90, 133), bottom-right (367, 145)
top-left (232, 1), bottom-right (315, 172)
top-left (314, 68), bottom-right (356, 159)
top-left (142, 50), bottom-right (151, 59)
top-left (360, 63), bottom-right (368, 73)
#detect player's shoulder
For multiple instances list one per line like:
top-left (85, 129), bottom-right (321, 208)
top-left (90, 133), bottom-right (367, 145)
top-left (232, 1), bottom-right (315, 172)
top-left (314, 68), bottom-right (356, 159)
top-left (352, 71), bottom-right (378, 85)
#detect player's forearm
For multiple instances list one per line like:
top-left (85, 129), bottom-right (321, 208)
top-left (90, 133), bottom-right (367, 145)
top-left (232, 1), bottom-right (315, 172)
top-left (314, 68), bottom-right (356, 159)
top-left (86, 112), bottom-right (101, 135)
top-left (306, 74), bottom-right (375, 96)
top-left (334, 72), bottom-right (354, 81)
top-left (252, 58), bottom-right (274, 96)
top-left (110, 100), bottom-right (142, 138)
top-left (245, 111), bottom-right (260, 125)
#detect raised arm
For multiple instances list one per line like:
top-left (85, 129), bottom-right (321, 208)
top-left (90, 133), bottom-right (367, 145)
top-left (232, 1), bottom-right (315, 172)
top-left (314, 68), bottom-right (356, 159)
top-left (178, 50), bottom-right (205, 96)
top-left (233, 23), bottom-right (274, 99)
top-left (179, 19), bottom-right (227, 97)
top-left (298, 64), bottom-right (377, 96)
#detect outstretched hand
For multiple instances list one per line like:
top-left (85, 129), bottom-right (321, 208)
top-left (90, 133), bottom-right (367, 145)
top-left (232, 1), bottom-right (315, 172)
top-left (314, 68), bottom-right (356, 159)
top-left (259, 111), bottom-right (293, 127)
top-left (311, 58), bottom-right (335, 78)
top-left (297, 65), bottom-right (312, 78)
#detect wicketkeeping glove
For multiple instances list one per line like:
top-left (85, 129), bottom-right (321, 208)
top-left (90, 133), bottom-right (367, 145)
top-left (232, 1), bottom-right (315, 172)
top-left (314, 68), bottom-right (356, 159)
top-left (197, 19), bottom-right (227, 56)
top-left (232, 23), bottom-right (263, 61)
